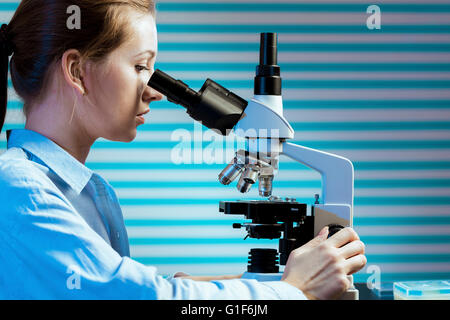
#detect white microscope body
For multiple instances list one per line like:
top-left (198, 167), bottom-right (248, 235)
top-left (226, 33), bottom-right (358, 299)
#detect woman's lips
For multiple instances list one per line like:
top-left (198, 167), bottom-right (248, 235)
top-left (136, 108), bottom-right (150, 125)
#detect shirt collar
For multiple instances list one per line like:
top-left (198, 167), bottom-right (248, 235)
top-left (6, 129), bottom-right (93, 194)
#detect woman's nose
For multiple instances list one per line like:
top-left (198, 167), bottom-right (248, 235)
top-left (142, 83), bottom-right (164, 104)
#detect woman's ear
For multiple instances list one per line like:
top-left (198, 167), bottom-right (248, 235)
top-left (61, 49), bottom-right (87, 96)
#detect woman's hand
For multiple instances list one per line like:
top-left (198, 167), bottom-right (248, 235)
top-left (281, 226), bottom-right (366, 300)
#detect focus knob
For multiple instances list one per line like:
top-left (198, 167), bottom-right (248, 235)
top-left (327, 224), bottom-right (344, 238)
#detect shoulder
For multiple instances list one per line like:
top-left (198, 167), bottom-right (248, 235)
top-left (0, 147), bottom-right (51, 189)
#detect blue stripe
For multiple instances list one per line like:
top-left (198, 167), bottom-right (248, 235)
top-left (133, 254), bottom-right (450, 265)
top-left (90, 140), bottom-right (450, 150)
top-left (156, 3), bottom-right (450, 13)
top-left (7, 100), bottom-right (450, 110)
top-left (156, 63), bottom-right (450, 72)
top-left (119, 197), bottom-right (450, 206)
top-left (124, 217), bottom-right (450, 227)
top-left (0, 3), bottom-right (18, 10)
top-left (159, 42), bottom-right (450, 52)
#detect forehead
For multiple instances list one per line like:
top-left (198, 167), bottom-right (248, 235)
top-left (120, 12), bottom-right (158, 57)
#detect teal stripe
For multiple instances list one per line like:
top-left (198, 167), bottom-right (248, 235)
top-left (7, 100), bottom-right (450, 110)
top-left (4, 122), bottom-right (450, 132)
top-left (368, 254), bottom-right (450, 263)
top-left (353, 272), bottom-right (450, 283)
top-left (124, 217), bottom-right (450, 227)
top-left (129, 238), bottom-right (275, 245)
top-left (283, 100), bottom-right (450, 109)
top-left (10, 79), bottom-right (450, 89)
top-left (91, 140), bottom-right (450, 150)
top-left (119, 197), bottom-right (450, 206)
top-left (135, 257), bottom-right (246, 265)
top-left (86, 161), bottom-right (450, 171)
top-left (111, 179), bottom-right (450, 189)
top-left (156, 63), bottom-right (450, 72)
top-left (361, 235), bottom-right (450, 245)
top-left (0, 3), bottom-right (18, 10)
top-left (355, 217), bottom-right (450, 226)
top-left (156, 3), bottom-right (450, 13)
top-left (133, 254), bottom-right (450, 265)
top-left (159, 42), bottom-right (450, 52)
top-left (157, 24), bottom-right (450, 34)
top-left (161, 79), bottom-right (450, 89)
top-left (128, 235), bottom-right (450, 246)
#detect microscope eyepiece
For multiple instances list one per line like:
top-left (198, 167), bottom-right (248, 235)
top-left (148, 69), bottom-right (248, 135)
top-left (255, 32), bottom-right (281, 96)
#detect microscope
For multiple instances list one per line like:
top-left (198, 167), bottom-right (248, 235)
top-left (148, 33), bottom-right (358, 299)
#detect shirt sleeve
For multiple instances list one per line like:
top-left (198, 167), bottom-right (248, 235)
top-left (0, 167), bottom-right (307, 300)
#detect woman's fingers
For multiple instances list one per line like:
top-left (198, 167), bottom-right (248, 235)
top-left (343, 254), bottom-right (367, 275)
top-left (326, 227), bottom-right (359, 248)
top-left (338, 240), bottom-right (365, 259)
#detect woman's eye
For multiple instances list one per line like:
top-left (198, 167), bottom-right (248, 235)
top-left (136, 65), bottom-right (150, 72)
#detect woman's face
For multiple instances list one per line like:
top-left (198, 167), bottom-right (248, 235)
top-left (81, 11), bottom-right (163, 142)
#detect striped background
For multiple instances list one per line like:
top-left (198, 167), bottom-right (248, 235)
top-left (1, 0), bottom-right (450, 284)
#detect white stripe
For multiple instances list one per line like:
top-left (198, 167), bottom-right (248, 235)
top-left (130, 244), bottom-right (277, 258)
top-left (117, 186), bottom-right (449, 198)
top-left (84, 149), bottom-right (450, 162)
top-left (355, 171), bottom-right (450, 179)
top-left (354, 225), bottom-right (450, 236)
top-left (133, 263), bottom-right (248, 277)
top-left (115, 187), bottom-right (320, 199)
top-left (154, 0), bottom-right (450, 4)
top-left (159, 33), bottom-right (450, 44)
top-left (355, 205), bottom-right (450, 217)
top-left (131, 130), bottom-right (450, 142)
top-left (127, 226), bottom-right (246, 238)
top-left (156, 71), bottom-right (450, 80)
top-left (122, 205), bottom-right (220, 219)
top-left (121, 204), bottom-right (450, 219)
top-left (126, 224), bottom-right (450, 240)
top-left (157, 12), bottom-right (450, 25)
top-left (132, 243), bottom-right (450, 257)
top-left (367, 244), bottom-right (450, 255)
top-left (5, 108), bottom-right (450, 125)
top-left (355, 188), bottom-right (450, 197)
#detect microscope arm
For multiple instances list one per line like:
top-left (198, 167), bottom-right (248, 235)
top-left (281, 141), bottom-right (354, 230)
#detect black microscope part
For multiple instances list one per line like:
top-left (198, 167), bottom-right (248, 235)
top-left (247, 248), bottom-right (279, 273)
top-left (327, 224), bottom-right (345, 238)
top-left (147, 69), bottom-right (247, 136)
top-left (220, 200), bottom-right (314, 267)
top-left (254, 32), bottom-right (282, 96)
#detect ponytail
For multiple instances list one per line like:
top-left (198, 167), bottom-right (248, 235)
top-left (0, 24), bottom-right (13, 135)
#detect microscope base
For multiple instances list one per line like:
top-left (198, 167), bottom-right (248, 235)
top-left (242, 272), bottom-right (359, 300)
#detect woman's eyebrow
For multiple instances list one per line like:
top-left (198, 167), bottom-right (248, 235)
top-left (134, 50), bottom-right (156, 58)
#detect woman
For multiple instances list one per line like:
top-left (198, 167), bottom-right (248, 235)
top-left (0, 0), bottom-right (366, 299)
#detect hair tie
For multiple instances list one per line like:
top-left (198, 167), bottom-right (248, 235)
top-left (0, 24), bottom-right (14, 57)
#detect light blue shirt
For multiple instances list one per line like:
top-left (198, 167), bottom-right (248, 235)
top-left (0, 128), bottom-right (306, 300)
